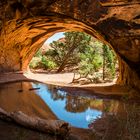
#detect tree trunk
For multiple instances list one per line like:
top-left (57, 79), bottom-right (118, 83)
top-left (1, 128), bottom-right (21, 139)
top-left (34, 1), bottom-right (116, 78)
top-left (57, 35), bottom-right (78, 73)
top-left (57, 45), bottom-right (77, 73)
top-left (102, 46), bottom-right (106, 81)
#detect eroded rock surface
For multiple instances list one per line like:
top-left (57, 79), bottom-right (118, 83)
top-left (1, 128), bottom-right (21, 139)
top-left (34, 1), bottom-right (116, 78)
top-left (0, 0), bottom-right (140, 90)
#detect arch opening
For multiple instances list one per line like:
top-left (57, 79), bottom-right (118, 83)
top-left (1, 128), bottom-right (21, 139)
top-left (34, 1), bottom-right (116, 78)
top-left (1, 15), bottom-right (139, 91)
top-left (18, 16), bottom-right (114, 72)
top-left (28, 31), bottom-right (119, 85)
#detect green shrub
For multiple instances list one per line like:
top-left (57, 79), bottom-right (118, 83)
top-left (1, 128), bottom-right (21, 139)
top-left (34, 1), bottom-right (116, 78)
top-left (29, 57), bottom-right (41, 69)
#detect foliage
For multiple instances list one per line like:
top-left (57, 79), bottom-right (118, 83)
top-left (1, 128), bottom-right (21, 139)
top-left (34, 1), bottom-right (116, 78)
top-left (29, 31), bottom-right (118, 83)
top-left (29, 57), bottom-right (41, 69)
top-left (78, 39), bottom-right (103, 78)
top-left (46, 31), bottom-right (92, 72)
top-left (102, 44), bottom-right (117, 80)
top-left (29, 55), bottom-right (57, 70)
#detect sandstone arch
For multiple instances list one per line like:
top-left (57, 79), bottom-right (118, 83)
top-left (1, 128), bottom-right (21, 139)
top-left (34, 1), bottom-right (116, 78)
top-left (0, 0), bottom-right (140, 90)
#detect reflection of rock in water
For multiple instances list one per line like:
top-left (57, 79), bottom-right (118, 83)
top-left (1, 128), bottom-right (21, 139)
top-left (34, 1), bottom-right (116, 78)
top-left (0, 82), bottom-right (56, 120)
top-left (48, 86), bottom-right (65, 101)
top-left (89, 103), bottom-right (140, 140)
top-left (65, 96), bottom-right (90, 113)
top-left (65, 95), bottom-right (120, 114)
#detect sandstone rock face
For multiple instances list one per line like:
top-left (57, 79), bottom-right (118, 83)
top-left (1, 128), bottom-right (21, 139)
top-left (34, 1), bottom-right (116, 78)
top-left (0, 0), bottom-right (140, 90)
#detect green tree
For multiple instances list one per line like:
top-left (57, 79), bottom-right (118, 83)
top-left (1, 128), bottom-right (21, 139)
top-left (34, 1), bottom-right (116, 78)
top-left (102, 44), bottom-right (116, 80)
top-left (77, 39), bottom-right (103, 82)
top-left (47, 31), bottom-right (92, 72)
top-left (29, 31), bottom-right (117, 83)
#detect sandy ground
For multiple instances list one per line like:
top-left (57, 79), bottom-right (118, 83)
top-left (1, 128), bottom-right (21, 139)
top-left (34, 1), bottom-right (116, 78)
top-left (25, 72), bottom-right (134, 97)
top-left (25, 71), bottom-right (75, 84)
top-left (0, 71), bottom-right (136, 97)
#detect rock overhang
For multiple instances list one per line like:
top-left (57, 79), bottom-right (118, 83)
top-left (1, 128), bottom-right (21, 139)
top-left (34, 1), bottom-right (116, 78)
top-left (0, 0), bottom-right (140, 90)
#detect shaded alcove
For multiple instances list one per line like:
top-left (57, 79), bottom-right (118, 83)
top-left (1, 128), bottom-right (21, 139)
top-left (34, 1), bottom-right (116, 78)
top-left (20, 18), bottom-right (112, 72)
top-left (0, 0), bottom-right (140, 91)
top-left (0, 15), bottom-right (139, 90)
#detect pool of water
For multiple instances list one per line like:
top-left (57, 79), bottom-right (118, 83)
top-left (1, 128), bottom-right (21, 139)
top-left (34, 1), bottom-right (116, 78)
top-left (32, 82), bottom-right (103, 128)
top-left (0, 81), bottom-right (139, 130)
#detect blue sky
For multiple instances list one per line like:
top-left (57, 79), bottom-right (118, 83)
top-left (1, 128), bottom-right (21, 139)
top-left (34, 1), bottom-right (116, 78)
top-left (44, 32), bottom-right (64, 45)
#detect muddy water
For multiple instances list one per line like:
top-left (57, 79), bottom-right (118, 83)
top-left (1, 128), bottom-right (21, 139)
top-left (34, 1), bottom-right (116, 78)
top-left (0, 82), bottom-right (140, 133)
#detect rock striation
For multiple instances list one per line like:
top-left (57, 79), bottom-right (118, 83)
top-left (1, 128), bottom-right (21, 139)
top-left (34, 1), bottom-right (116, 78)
top-left (0, 0), bottom-right (140, 90)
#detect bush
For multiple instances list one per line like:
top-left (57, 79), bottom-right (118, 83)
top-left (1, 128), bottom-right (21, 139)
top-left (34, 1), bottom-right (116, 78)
top-left (29, 57), bottom-right (41, 69)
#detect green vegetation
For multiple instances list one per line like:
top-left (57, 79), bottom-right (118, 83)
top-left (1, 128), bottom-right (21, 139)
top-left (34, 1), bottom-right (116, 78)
top-left (29, 31), bottom-right (118, 83)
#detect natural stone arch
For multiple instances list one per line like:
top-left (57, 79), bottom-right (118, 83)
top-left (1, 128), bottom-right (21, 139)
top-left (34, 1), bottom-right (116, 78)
top-left (0, 0), bottom-right (140, 91)
top-left (20, 16), bottom-right (110, 71)
top-left (1, 15), bottom-right (114, 72)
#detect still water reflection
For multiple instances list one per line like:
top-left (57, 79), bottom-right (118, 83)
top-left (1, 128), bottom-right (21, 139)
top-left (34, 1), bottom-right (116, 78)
top-left (0, 82), bottom-right (139, 131)
top-left (32, 82), bottom-right (102, 128)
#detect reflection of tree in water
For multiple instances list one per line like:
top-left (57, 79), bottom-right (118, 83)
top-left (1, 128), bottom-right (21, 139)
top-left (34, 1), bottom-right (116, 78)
top-left (48, 86), bottom-right (66, 101)
top-left (65, 96), bottom-right (117, 113)
top-left (46, 85), bottom-right (140, 140)
top-left (48, 87), bottom-right (91, 113)
top-left (65, 96), bottom-right (90, 113)
top-left (89, 102), bottom-right (140, 140)
top-left (47, 86), bottom-right (120, 114)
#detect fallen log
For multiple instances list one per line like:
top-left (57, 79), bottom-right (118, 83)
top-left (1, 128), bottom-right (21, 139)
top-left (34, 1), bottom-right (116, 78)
top-left (0, 108), bottom-right (70, 137)
top-left (0, 108), bottom-right (12, 121)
